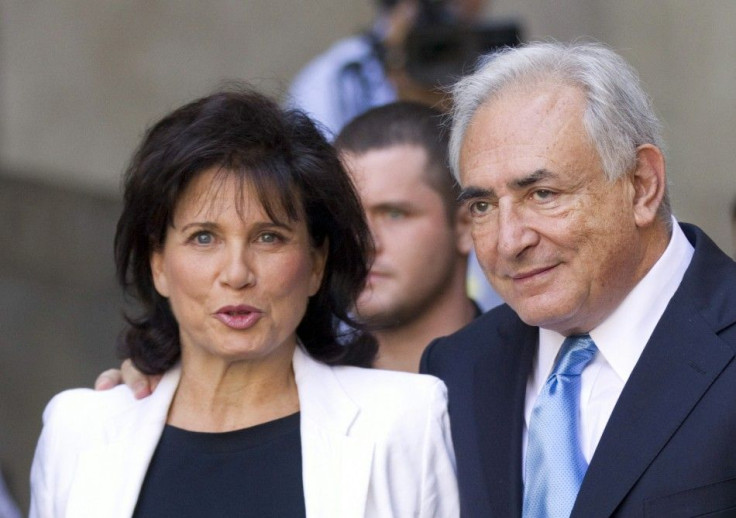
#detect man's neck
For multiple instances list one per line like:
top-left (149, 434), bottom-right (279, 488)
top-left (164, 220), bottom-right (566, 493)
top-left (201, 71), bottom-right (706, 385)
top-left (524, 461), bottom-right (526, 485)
top-left (372, 289), bottom-right (477, 373)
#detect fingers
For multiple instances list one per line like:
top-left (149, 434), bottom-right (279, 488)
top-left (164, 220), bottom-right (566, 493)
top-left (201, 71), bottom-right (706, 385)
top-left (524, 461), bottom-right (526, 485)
top-left (121, 359), bottom-right (162, 400)
top-left (94, 369), bottom-right (123, 391)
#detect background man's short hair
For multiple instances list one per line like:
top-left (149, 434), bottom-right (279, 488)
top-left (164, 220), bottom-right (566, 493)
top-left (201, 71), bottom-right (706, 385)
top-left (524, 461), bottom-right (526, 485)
top-left (335, 101), bottom-right (460, 219)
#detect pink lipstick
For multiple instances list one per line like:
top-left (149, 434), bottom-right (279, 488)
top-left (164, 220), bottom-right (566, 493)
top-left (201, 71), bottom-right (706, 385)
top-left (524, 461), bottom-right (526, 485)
top-left (213, 305), bottom-right (263, 330)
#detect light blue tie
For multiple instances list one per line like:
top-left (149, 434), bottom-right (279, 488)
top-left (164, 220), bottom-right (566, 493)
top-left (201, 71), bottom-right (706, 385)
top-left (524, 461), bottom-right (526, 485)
top-left (523, 334), bottom-right (598, 518)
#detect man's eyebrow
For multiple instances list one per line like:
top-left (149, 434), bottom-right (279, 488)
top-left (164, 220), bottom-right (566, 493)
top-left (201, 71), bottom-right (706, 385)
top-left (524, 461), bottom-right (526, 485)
top-left (457, 186), bottom-right (493, 204)
top-left (511, 169), bottom-right (555, 189)
top-left (457, 169), bottom-right (557, 204)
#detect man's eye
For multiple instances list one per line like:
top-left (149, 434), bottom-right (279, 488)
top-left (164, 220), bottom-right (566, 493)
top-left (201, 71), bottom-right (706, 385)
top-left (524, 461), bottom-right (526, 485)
top-left (386, 209), bottom-right (405, 220)
top-left (469, 200), bottom-right (491, 216)
top-left (532, 189), bottom-right (555, 202)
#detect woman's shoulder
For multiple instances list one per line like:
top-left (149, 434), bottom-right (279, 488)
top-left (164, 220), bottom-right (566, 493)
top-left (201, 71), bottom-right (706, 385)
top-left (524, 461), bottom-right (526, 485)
top-left (331, 364), bottom-right (447, 413)
top-left (335, 363), bottom-right (444, 390)
top-left (42, 365), bottom-right (180, 429)
top-left (42, 385), bottom-right (139, 429)
top-left (48, 384), bottom-right (138, 406)
top-left (313, 366), bottom-right (450, 446)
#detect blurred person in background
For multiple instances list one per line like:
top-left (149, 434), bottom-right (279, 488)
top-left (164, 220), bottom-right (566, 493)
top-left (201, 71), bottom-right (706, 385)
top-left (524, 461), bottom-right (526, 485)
top-left (286, 0), bottom-right (521, 311)
top-left (31, 86), bottom-right (458, 517)
top-left (335, 101), bottom-right (500, 372)
top-left (287, 0), bottom-right (489, 140)
top-left (289, 0), bottom-right (511, 316)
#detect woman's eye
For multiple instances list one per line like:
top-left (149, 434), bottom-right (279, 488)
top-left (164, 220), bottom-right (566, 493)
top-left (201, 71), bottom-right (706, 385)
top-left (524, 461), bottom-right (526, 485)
top-left (258, 232), bottom-right (281, 244)
top-left (193, 232), bottom-right (214, 245)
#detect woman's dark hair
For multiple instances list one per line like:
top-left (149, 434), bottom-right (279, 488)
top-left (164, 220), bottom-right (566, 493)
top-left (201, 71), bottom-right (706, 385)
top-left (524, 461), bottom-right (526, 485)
top-left (115, 85), bottom-right (376, 374)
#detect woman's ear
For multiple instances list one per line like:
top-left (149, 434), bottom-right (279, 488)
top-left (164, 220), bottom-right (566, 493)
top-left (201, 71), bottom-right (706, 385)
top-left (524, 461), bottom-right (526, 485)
top-left (631, 144), bottom-right (666, 228)
top-left (308, 239), bottom-right (329, 297)
top-left (150, 249), bottom-right (170, 298)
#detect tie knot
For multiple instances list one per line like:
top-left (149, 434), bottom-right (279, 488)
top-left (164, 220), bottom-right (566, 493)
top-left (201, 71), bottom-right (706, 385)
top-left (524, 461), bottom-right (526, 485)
top-left (552, 334), bottom-right (597, 378)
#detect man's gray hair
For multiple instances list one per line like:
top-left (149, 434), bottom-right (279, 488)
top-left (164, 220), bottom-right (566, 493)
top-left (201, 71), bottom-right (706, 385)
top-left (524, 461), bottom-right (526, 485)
top-left (449, 41), bottom-right (670, 216)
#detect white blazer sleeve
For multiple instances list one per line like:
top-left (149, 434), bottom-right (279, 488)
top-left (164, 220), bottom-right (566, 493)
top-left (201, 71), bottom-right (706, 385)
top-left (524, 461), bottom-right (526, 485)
top-left (419, 379), bottom-right (459, 518)
top-left (30, 391), bottom-right (75, 518)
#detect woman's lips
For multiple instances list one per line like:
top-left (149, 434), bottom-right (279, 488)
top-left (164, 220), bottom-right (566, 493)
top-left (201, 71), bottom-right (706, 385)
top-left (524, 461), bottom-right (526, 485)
top-left (213, 305), bottom-right (263, 330)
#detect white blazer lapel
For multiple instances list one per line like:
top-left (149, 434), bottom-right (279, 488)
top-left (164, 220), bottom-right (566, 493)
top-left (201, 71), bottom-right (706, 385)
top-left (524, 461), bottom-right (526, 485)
top-left (65, 367), bottom-right (181, 517)
top-left (294, 347), bottom-right (375, 518)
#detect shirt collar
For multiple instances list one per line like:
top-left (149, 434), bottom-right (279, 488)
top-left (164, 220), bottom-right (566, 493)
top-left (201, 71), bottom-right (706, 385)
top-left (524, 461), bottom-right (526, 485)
top-left (537, 217), bottom-right (694, 384)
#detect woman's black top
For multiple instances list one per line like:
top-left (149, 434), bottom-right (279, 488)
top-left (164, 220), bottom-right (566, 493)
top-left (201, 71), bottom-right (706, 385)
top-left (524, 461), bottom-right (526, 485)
top-left (132, 412), bottom-right (305, 517)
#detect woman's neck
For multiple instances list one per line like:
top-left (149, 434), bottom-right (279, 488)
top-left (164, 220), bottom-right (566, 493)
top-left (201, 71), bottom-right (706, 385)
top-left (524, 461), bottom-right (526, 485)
top-left (167, 344), bottom-right (300, 432)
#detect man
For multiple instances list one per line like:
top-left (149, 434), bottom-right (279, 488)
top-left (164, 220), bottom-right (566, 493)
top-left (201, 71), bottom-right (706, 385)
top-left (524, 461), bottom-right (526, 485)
top-left (421, 41), bottom-right (736, 516)
top-left (288, 0), bottom-right (502, 314)
top-left (335, 101), bottom-right (488, 371)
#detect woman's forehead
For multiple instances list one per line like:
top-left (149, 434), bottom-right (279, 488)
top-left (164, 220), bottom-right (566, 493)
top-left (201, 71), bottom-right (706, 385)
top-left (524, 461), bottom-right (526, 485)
top-left (173, 167), bottom-right (300, 224)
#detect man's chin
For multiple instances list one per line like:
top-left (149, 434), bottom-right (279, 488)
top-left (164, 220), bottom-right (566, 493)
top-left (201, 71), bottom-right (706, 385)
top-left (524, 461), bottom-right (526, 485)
top-left (354, 306), bottom-right (403, 330)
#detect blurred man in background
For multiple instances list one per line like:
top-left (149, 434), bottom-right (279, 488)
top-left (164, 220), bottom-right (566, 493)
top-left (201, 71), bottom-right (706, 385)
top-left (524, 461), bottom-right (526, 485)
top-left (336, 101), bottom-right (496, 371)
top-left (289, 0), bottom-right (515, 312)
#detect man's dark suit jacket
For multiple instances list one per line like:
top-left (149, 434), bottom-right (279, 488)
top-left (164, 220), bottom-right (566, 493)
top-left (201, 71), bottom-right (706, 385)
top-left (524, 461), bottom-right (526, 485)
top-left (421, 223), bottom-right (736, 517)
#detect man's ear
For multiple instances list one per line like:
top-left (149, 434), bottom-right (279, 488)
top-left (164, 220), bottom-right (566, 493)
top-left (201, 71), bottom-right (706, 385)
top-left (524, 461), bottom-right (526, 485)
top-left (631, 144), bottom-right (666, 228)
top-left (454, 204), bottom-right (474, 256)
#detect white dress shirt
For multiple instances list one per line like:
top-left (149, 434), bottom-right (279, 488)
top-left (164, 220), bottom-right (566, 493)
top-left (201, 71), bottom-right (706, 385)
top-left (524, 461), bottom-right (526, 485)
top-left (523, 218), bottom-right (695, 469)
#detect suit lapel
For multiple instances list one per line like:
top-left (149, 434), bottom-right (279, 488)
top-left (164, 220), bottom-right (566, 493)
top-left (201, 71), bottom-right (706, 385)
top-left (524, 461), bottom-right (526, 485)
top-left (572, 224), bottom-right (736, 517)
top-left (474, 311), bottom-right (536, 517)
top-left (294, 347), bottom-right (374, 518)
top-left (65, 367), bottom-right (180, 517)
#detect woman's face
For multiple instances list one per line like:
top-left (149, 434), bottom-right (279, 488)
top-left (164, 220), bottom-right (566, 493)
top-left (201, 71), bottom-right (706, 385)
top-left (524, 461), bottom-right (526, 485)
top-left (150, 168), bottom-right (327, 366)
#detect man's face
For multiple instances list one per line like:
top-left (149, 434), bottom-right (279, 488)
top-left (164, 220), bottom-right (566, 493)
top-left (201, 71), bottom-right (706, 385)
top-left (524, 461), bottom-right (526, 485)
top-left (459, 84), bottom-right (648, 335)
top-left (344, 144), bottom-right (463, 328)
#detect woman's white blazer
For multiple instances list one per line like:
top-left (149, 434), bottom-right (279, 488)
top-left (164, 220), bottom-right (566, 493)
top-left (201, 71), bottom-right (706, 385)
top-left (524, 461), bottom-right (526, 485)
top-left (30, 346), bottom-right (459, 517)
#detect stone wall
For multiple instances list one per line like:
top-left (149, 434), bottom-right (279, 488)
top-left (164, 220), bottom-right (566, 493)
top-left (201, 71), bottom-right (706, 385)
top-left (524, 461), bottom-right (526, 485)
top-left (0, 172), bottom-right (123, 510)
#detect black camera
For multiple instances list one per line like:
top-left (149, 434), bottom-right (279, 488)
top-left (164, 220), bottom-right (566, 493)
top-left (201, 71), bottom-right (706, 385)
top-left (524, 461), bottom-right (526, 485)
top-left (401, 0), bottom-right (522, 87)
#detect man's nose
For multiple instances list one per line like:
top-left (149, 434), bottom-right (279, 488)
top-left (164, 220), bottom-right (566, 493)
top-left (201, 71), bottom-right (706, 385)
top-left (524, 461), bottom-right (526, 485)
top-left (496, 202), bottom-right (538, 258)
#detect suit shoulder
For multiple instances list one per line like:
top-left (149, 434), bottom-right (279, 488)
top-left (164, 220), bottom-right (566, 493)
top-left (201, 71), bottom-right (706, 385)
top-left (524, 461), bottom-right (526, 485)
top-left (426, 304), bottom-right (514, 356)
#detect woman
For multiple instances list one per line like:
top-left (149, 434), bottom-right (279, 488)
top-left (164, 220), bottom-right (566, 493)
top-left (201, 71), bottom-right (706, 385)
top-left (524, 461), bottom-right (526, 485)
top-left (30, 87), bottom-right (458, 517)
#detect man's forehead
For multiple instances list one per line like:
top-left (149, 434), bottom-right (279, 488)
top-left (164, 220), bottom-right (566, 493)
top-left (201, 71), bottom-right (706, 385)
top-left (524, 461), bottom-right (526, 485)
top-left (458, 84), bottom-right (589, 182)
top-left (471, 83), bottom-right (585, 135)
top-left (342, 145), bottom-right (432, 186)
